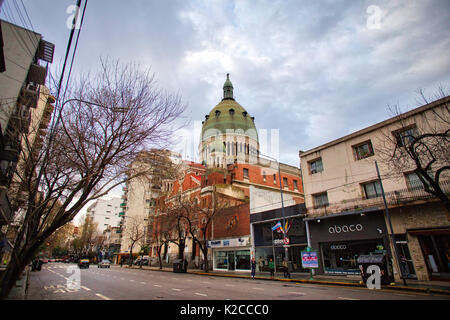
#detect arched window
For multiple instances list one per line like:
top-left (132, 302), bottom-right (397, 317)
top-left (229, 108), bottom-right (235, 115)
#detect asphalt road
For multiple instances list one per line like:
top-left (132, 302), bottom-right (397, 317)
top-left (26, 263), bottom-right (449, 300)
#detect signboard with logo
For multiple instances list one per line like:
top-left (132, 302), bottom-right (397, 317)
top-left (207, 237), bottom-right (250, 248)
top-left (308, 211), bottom-right (387, 243)
top-left (301, 251), bottom-right (319, 269)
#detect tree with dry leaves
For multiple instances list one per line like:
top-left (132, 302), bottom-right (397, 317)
top-left (0, 58), bottom-right (185, 299)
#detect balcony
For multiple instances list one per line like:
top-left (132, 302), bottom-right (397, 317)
top-left (307, 180), bottom-right (450, 217)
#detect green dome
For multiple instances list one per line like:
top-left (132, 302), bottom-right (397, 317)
top-left (201, 99), bottom-right (258, 141)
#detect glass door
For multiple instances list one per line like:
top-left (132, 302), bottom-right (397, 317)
top-left (228, 252), bottom-right (235, 271)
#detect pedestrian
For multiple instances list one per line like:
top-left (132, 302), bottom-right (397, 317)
top-left (282, 258), bottom-right (290, 279)
top-left (251, 257), bottom-right (256, 279)
top-left (120, 258), bottom-right (123, 267)
top-left (258, 256), bottom-right (264, 272)
top-left (268, 258), bottom-right (275, 279)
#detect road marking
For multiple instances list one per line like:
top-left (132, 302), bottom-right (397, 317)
top-left (96, 293), bottom-right (112, 300)
top-left (195, 293), bottom-right (207, 297)
top-left (338, 297), bottom-right (359, 300)
top-left (252, 287), bottom-right (263, 290)
top-left (130, 280), bottom-right (135, 282)
top-left (186, 279), bottom-right (193, 282)
top-left (140, 282), bottom-right (146, 285)
top-left (81, 286), bottom-right (91, 291)
top-left (202, 281), bottom-right (211, 284)
top-left (172, 278), bottom-right (177, 280)
top-left (120, 278), bottom-right (125, 280)
top-left (172, 288), bottom-right (181, 291)
top-left (225, 284), bottom-right (235, 287)
top-left (288, 291), bottom-right (306, 296)
top-left (154, 285), bottom-right (162, 287)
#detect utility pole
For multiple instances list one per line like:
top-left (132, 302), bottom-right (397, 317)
top-left (375, 161), bottom-right (407, 286)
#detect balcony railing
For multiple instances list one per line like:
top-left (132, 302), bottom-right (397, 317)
top-left (308, 180), bottom-right (450, 217)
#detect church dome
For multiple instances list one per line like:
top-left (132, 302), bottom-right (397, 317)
top-left (200, 74), bottom-right (258, 142)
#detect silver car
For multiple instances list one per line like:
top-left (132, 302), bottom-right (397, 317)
top-left (98, 259), bottom-right (111, 268)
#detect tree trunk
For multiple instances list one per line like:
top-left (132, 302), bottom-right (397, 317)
top-left (0, 240), bottom-right (41, 299)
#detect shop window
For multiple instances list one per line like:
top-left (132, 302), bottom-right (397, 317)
top-left (309, 158), bottom-right (323, 174)
top-left (362, 180), bottom-right (382, 199)
top-left (235, 250), bottom-right (250, 270)
top-left (352, 140), bottom-right (374, 160)
top-left (313, 192), bottom-right (328, 208)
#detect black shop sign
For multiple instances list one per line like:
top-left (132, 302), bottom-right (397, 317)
top-left (308, 211), bottom-right (387, 243)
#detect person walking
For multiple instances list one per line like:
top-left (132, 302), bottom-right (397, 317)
top-left (282, 258), bottom-right (290, 279)
top-left (120, 258), bottom-right (123, 267)
top-left (251, 257), bottom-right (257, 279)
top-left (258, 256), bottom-right (264, 272)
top-left (268, 258), bottom-right (275, 279)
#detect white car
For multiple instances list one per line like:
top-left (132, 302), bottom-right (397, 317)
top-left (98, 259), bottom-right (111, 268)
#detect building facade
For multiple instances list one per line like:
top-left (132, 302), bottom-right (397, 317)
top-left (86, 197), bottom-right (123, 233)
top-left (300, 96), bottom-right (450, 281)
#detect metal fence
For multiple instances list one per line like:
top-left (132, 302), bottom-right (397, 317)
top-left (307, 180), bottom-right (450, 216)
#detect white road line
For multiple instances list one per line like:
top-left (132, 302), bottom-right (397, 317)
top-left (140, 282), bottom-right (146, 285)
top-left (252, 287), bottom-right (263, 290)
top-left (288, 292), bottom-right (306, 296)
top-left (338, 297), bottom-right (359, 300)
top-left (186, 279), bottom-right (193, 282)
top-left (96, 293), bottom-right (112, 300)
top-left (172, 288), bottom-right (181, 291)
top-left (195, 293), bottom-right (207, 297)
top-left (120, 278), bottom-right (125, 280)
top-left (225, 284), bottom-right (235, 287)
top-left (154, 285), bottom-right (162, 287)
top-left (81, 286), bottom-right (91, 291)
top-left (130, 280), bottom-right (135, 282)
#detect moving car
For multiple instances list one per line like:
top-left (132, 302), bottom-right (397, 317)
top-left (98, 259), bottom-right (111, 268)
top-left (78, 259), bottom-right (90, 269)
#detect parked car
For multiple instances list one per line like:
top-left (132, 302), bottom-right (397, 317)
top-left (78, 259), bottom-right (90, 269)
top-left (40, 258), bottom-right (49, 264)
top-left (98, 259), bottom-right (111, 268)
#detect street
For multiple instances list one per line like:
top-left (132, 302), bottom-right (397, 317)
top-left (26, 263), bottom-right (449, 300)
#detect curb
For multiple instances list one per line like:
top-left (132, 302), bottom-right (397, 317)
top-left (124, 265), bottom-right (450, 296)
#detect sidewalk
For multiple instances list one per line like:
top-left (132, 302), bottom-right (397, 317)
top-left (2, 265), bottom-right (30, 300)
top-left (123, 264), bottom-right (450, 296)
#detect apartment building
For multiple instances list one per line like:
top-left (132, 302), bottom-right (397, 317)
top-left (299, 96), bottom-right (449, 281)
top-left (86, 197), bottom-right (123, 233)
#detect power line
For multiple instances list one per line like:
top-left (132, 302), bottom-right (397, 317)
top-left (61, 0), bottom-right (88, 106)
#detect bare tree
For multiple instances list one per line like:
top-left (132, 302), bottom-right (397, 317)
top-left (0, 58), bottom-right (185, 298)
top-left (123, 216), bottom-right (147, 266)
top-left (174, 188), bottom-right (236, 272)
top-left (148, 214), bottom-right (171, 269)
top-left (376, 87), bottom-right (450, 217)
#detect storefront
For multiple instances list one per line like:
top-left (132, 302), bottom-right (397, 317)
top-left (409, 228), bottom-right (450, 280)
top-left (306, 209), bottom-right (392, 276)
top-left (251, 204), bottom-right (309, 272)
top-left (208, 236), bottom-right (251, 272)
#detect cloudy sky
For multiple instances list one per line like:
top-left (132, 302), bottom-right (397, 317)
top-left (2, 0), bottom-right (449, 222)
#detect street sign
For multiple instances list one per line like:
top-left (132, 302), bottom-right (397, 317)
top-left (283, 237), bottom-right (290, 245)
top-left (301, 251), bottom-right (319, 269)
